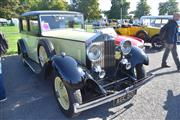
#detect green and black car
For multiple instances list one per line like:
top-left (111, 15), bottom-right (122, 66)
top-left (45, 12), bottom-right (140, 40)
top-left (17, 11), bottom-right (154, 118)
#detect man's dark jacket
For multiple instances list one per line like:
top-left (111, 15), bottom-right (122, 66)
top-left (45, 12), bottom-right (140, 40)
top-left (163, 20), bottom-right (178, 44)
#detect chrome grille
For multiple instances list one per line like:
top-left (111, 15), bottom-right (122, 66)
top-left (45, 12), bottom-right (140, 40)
top-left (92, 40), bottom-right (116, 74)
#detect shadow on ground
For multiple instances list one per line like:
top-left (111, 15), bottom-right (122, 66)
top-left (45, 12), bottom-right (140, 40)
top-left (145, 46), bottom-right (164, 54)
top-left (0, 55), bottom-right (133, 120)
top-left (163, 90), bottom-right (180, 120)
top-left (147, 67), bottom-right (179, 78)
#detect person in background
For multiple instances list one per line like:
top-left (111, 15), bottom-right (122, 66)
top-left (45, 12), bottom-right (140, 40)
top-left (0, 32), bottom-right (8, 102)
top-left (0, 58), bottom-right (6, 102)
top-left (161, 12), bottom-right (180, 71)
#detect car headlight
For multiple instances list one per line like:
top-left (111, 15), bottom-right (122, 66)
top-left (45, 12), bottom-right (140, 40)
top-left (120, 40), bottom-right (132, 55)
top-left (87, 43), bottom-right (102, 61)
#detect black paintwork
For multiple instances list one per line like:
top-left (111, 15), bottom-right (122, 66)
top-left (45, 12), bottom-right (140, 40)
top-left (51, 55), bottom-right (87, 90)
top-left (129, 46), bottom-right (149, 68)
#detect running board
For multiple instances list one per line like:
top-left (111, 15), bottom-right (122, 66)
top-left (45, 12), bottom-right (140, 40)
top-left (24, 58), bottom-right (41, 74)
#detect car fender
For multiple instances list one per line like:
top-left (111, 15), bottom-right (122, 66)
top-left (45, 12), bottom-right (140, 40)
top-left (129, 46), bottom-right (149, 68)
top-left (17, 39), bottom-right (28, 58)
top-left (51, 55), bottom-right (86, 90)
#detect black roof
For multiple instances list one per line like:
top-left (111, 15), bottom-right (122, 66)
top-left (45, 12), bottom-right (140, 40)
top-left (21, 10), bottom-right (83, 17)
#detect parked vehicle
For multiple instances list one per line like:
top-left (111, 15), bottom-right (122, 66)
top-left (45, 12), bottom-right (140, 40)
top-left (115, 15), bottom-right (179, 49)
top-left (17, 11), bottom-right (154, 118)
top-left (0, 18), bottom-right (7, 26)
top-left (115, 35), bottom-right (144, 49)
top-left (92, 20), bottom-right (106, 29)
top-left (95, 28), bottom-right (144, 48)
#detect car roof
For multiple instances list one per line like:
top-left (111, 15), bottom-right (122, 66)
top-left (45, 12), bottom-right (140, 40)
top-left (140, 15), bottom-right (173, 20)
top-left (21, 10), bottom-right (83, 17)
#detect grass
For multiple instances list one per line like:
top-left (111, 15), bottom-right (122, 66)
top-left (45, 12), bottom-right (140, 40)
top-left (85, 24), bottom-right (94, 33)
top-left (0, 25), bottom-right (94, 55)
top-left (0, 26), bottom-right (21, 55)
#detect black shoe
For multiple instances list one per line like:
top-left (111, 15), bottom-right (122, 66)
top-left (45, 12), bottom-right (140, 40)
top-left (161, 64), bottom-right (171, 68)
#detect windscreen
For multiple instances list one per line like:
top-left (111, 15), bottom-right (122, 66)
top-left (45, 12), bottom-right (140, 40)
top-left (40, 14), bottom-right (84, 31)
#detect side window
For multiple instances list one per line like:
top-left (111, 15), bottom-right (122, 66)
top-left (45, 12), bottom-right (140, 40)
top-left (20, 17), bottom-right (28, 32)
top-left (162, 19), bottom-right (168, 25)
top-left (29, 16), bottom-right (39, 34)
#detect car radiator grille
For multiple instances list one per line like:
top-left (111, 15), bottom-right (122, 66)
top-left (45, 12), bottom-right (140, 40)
top-left (93, 40), bottom-right (116, 76)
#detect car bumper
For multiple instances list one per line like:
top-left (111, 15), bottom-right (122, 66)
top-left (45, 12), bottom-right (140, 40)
top-left (73, 73), bottom-right (155, 113)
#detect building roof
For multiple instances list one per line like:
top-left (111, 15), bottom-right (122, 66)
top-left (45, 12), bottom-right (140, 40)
top-left (21, 10), bottom-right (83, 17)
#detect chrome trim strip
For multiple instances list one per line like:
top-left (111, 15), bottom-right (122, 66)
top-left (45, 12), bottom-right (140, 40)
top-left (24, 59), bottom-right (36, 73)
top-left (74, 73), bottom-right (154, 113)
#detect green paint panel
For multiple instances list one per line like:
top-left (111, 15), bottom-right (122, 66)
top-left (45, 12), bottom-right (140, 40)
top-left (45, 37), bottom-right (86, 64)
top-left (41, 29), bottom-right (95, 42)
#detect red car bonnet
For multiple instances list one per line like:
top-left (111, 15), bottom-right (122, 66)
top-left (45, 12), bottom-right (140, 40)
top-left (115, 35), bottom-right (144, 46)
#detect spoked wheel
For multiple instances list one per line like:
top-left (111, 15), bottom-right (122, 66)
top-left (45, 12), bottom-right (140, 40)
top-left (38, 46), bottom-right (49, 67)
top-left (53, 71), bottom-right (82, 118)
top-left (54, 76), bottom-right (70, 110)
top-left (151, 35), bottom-right (164, 50)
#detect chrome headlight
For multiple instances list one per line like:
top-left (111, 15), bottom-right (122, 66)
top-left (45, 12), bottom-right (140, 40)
top-left (87, 43), bottom-right (102, 61)
top-left (120, 40), bottom-right (132, 55)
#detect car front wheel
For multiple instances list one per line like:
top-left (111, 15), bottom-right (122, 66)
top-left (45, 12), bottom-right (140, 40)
top-left (53, 71), bottom-right (82, 118)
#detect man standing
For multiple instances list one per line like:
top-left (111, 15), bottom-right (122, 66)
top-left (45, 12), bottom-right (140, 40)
top-left (161, 12), bottom-right (180, 71)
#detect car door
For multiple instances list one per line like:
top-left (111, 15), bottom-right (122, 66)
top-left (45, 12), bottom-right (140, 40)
top-left (22, 16), bottom-right (40, 63)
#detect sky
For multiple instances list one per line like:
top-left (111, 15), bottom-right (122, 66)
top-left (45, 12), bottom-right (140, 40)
top-left (66, 0), bottom-right (180, 15)
top-left (99, 0), bottom-right (180, 15)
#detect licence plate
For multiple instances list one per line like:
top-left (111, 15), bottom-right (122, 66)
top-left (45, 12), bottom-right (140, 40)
top-left (113, 90), bottom-right (136, 106)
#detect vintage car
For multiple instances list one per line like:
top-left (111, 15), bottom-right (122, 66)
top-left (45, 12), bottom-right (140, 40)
top-left (115, 35), bottom-right (144, 48)
top-left (116, 15), bottom-right (180, 49)
top-left (17, 11), bottom-right (154, 118)
top-left (94, 28), bottom-right (145, 49)
top-left (115, 25), bottom-right (163, 49)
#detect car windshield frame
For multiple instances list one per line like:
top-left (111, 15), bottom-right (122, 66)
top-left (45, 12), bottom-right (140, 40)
top-left (39, 14), bottom-right (84, 32)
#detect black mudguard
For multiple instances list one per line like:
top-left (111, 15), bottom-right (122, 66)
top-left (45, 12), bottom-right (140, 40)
top-left (129, 46), bottom-right (149, 68)
top-left (17, 39), bottom-right (28, 58)
top-left (51, 55), bottom-right (86, 90)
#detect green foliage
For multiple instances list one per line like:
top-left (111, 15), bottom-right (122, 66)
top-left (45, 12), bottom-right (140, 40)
top-left (0, 26), bottom-right (21, 54)
top-left (107, 0), bottom-right (130, 19)
top-left (71, 0), bottom-right (101, 20)
top-left (0, 0), bottom-right (20, 19)
top-left (0, 0), bottom-right (69, 19)
top-left (134, 0), bottom-right (151, 18)
top-left (159, 0), bottom-right (179, 15)
top-left (30, 0), bottom-right (68, 11)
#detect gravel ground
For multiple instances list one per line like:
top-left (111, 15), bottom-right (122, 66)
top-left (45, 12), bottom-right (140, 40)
top-left (0, 45), bottom-right (180, 120)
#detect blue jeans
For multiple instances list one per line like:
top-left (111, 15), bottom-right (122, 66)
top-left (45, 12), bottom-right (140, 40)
top-left (0, 57), bottom-right (6, 100)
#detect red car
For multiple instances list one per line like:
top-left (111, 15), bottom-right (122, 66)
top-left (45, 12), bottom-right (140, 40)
top-left (95, 28), bottom-right (144, 49)
top-left (115, 35), bottom-right (144, 49)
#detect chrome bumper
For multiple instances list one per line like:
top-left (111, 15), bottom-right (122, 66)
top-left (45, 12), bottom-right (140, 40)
top-left (73, 73), bottom-right (155, 113)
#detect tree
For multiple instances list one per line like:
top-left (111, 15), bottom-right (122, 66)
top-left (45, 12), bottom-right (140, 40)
top-left (159, 0), bottom-right (179, 15)
top-left (30, 0), bottom-right (68, 11)
top-left (73, 0), bottom-right (100, 20)
top-left (108, 0), bottom-right (130, 19)
top-left (134, 0), bottom-right (151, 18)
top-left (0, 0), bottom-right (21, 19)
